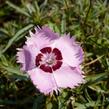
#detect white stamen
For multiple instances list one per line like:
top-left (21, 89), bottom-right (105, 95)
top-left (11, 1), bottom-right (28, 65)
top-left (41, 53), bottom-right (56, 66)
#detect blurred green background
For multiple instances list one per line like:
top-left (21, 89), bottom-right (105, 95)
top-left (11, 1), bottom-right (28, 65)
top-left (0, 0), bottom-right (109, 109)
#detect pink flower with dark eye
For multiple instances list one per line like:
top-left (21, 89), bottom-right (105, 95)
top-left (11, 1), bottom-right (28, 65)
top-left (16, 26), bottom-right (84, 95)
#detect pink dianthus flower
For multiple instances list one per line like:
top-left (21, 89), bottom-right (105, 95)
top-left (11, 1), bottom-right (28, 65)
top-left (16, 26), bottom-right (84, 95)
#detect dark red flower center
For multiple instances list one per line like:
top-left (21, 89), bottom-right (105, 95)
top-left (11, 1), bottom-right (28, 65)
top-left (35, 47), bottom-right (63, 73)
